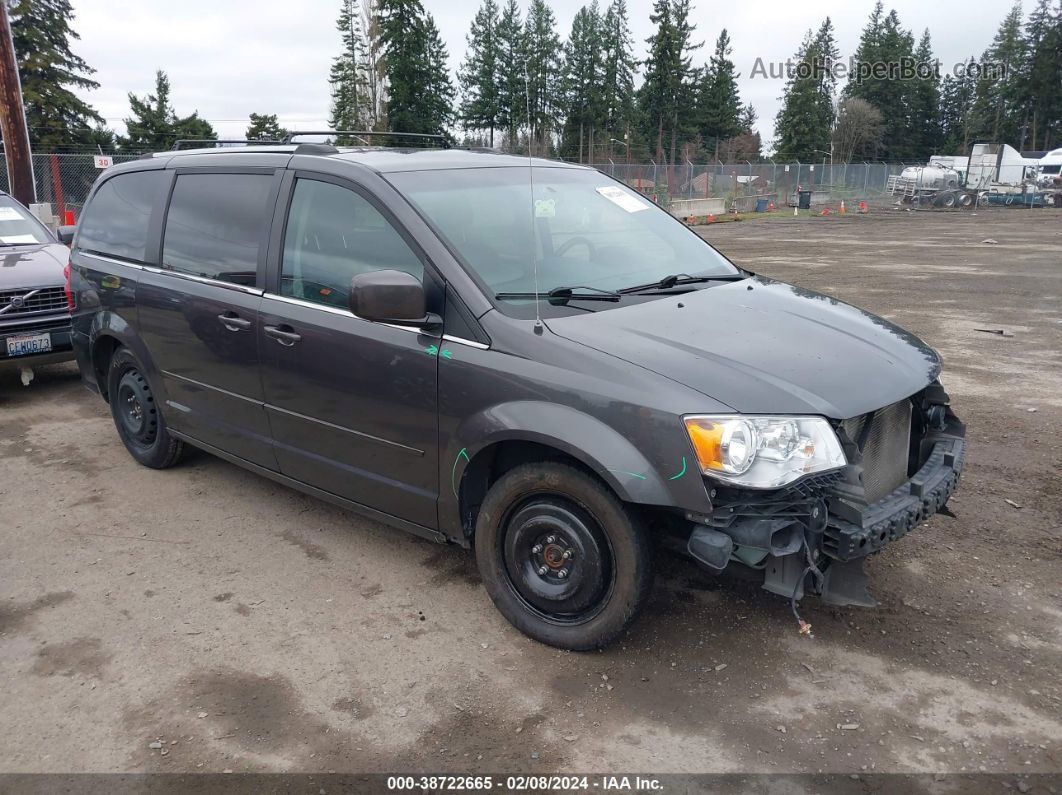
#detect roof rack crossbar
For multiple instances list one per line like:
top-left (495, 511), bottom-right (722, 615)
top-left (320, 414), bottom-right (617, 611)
top-left (172, 139), bottom-right (285, 151)
top-left (283, 130), bottom-right (451, 148)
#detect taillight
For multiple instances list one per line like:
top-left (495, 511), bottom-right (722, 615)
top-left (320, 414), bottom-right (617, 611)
top-left (63, 262), bottom-right (75, 311)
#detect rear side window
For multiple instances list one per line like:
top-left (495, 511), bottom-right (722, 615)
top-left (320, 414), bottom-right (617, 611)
top-left (280, 178), bottom-right (423, 308)
top-left (78, 170), bottom-right (167, 262)
top-left (162, 173), bottom-right (274, 286)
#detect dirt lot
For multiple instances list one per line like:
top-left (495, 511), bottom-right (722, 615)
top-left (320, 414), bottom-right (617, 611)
top-left (1, 208), bottom-right (1060, 783)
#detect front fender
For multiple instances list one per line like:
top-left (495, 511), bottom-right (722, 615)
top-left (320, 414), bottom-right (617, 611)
top-left (441, 400), bottom-right (707, 540)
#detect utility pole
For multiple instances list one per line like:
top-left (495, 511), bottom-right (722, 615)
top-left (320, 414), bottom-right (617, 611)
top-left (0, 0), bottom-right (34, 205)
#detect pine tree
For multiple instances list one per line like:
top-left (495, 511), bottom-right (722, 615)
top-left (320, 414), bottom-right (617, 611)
top-left (599, 0), bottom-right (637, 155)
top-left (459, 0), bottom-right (502, 146)
top-left (524, 0), bottom-right (563, 155)
top-left (329, 0), bottom-right (371, 143)
top-left (908, 30), bottom-right (941, 159)
top-left (561, 2), bottom-right (604, 162)
top-left (846, 4), bottom-right (915, 160)
top-left (246, 113), bottom-right (289, 142)
top-left (10, 0), bottom-right (106, 152)
top-left (422, 14), bottom-right (456, 136)
top-left (774, 30), bottom-right (832, 161)
top-left (969, 2), bottom-right (1027, 146)
top-left (120, 70), bottom-right (215, 151)
top-left (495, 0), bottom-right (526, 149)
top-left (1018, 0), bottom-right (1062, 150)
top-left (695, 29), bottom-right (742, 154)
top-left (739, 104), bottom-right (757, 135)
top-left (939, 61), bottom-right (977, 154)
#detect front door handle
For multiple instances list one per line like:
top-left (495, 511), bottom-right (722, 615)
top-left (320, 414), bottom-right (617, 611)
top-left (264, 325), bottom-right (302, 346)
top-left (218, 312), bottom-right (251, 332)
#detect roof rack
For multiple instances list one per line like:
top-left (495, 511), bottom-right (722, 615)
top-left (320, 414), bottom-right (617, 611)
top-left (283, 130), bottom-right (451, 148)
top-left (172, 139), bottom-right (285, 151)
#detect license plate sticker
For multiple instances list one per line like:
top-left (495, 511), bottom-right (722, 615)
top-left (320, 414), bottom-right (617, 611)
top-left (5, 332), bottom-right (52, 357)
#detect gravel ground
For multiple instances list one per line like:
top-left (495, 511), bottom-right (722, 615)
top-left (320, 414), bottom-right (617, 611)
top-left (0, 208), bottom-right (1059, 784)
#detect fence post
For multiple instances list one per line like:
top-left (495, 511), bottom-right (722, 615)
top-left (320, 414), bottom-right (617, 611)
top-left (49, 154), bottom-right (66, 221)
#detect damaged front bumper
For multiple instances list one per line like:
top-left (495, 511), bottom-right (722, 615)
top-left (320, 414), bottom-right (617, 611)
top-left (686, 396), bottom-right (966, 607)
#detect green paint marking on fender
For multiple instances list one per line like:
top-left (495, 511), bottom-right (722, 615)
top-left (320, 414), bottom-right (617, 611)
top-left (606, 468), bottom-right (647, 481)
top-left (424, 344), bottom-right (439, 356)
top-left (441, 348), bottom-right (453, 359)
top-left (668, 456), bottom-right (687, 480)
top-left (451, 447), bottom-right (470, 497)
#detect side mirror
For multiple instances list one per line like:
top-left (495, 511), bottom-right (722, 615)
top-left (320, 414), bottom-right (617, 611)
top-left (57, 225), bottom-right (76, 246)
top-left (349, 269), bottom-right (441, 329)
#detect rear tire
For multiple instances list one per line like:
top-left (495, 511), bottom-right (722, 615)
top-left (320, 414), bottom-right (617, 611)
top-left (474, 462), bottom-right (653, 650)
top-left (106, 347), bottom-right (184, 469)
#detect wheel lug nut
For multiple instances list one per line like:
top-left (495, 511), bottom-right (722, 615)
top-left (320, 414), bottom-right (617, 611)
top-left (531, 544), bottom-right (542, 553)
top-left (546, 535), bottom-right (556, 544)
top-left (538, 566), bottom-right (548, 576)
top-left (562, 550), bottom-right (572, 559)
top-left (557, 570), bottom-right (568, 579)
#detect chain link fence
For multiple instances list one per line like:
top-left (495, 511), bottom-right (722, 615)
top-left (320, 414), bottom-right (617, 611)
top-left (5, 152), bottom-right (918, 224)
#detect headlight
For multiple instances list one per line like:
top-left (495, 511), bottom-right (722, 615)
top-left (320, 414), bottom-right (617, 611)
top-left (683, 415), bottom-right (846, 488)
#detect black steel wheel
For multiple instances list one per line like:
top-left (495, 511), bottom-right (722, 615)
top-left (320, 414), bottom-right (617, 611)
top-left (475, 462), bottom-right (652, 650)
top-left (107, 347), bottom-right (185, 469)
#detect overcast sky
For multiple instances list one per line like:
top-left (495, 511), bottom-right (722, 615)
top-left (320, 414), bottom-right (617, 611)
top-left (71, 0), bottom-right (1025, 153)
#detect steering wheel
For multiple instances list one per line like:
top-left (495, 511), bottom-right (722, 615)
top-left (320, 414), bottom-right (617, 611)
top-left (555, 236), bottom-right (596, 260)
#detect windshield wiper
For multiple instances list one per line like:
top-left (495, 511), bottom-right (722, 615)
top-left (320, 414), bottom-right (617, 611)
top-left (617, 272), bottom-right (747, 294)
top-left (494, 285), bottom-right (621, 304)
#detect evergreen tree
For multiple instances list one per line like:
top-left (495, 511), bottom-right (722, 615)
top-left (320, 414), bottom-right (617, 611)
top-left (496, 0), bottom-right (526, 149)
top-left (969, 2), bottom-right (1027, 146)
top-left (1018, 0), bottom-right (1061, 150)
top-left (638, 0), bottom-right (701, 166)
top-left (378, 0), bottom-right (455, 136)
top-left (599, 0), bottom-right (637, 154)
top-left (939, 60), bottom-right (978, 154)
top-left (120, 71), bottom-right (216, 151)
top-left (738, 103), bottom-right (757, 135)
top-left (774, 29), bottom-right (832, 161)
top-left (908, 30), bottom-right (942, 159)
top-left (524, 0), bottom-right (563, 154)
top-left (695, 29), bottom-right (742, 154)
top-left (329, 0), bottom-right (371, 143)
top-left (561, 2), bottom-right (604, 162)
top-left (10, 0), bottom-right (105, 152)
top-left (846, 4), bottom-right (915, 160)
top-left (246, 113), bottom-right (288, 142)
top-left (458, 0), bottom-right (502, 146)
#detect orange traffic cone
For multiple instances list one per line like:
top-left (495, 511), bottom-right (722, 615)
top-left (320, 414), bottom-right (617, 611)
top-left (708, 213), bottom-right (716, 223)
top-left (768, 201), bottom-right (776, 211)
top-left (858, 200), bottom-right (869, 214)
top-left (840, 200), bottom-right (846, 215)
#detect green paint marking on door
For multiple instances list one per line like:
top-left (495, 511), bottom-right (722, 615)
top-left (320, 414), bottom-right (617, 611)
top-left (424, 344), bottom-right (439, 356)
top-left (451, 447), bottom-right (470, 497)
top-left (441, 348), bottom-right (453, 359)
top-left (668, 456), bottom-right (687, 480)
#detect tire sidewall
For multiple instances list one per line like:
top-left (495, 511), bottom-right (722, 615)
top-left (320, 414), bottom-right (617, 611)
top-left (474, 463), bottom-right (651, 650)
top-left (107, 348), bottom-right (175, 468)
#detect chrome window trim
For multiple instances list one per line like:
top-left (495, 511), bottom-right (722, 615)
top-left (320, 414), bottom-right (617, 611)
top-left (261, 292), bottom-right (420, 335)
top-left (79, 251), bottom-right (145, 270)
top-left (442, 334), bottom-right (489, 350)
top-left (140, 265), bottom-right (265, 296)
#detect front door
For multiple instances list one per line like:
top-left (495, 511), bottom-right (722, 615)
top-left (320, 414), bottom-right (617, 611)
top-left (136, 169), bottom-right (281, 469)
top-left (258, 174), bottom-right (440, 528)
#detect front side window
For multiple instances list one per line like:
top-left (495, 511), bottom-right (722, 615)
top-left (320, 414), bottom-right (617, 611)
top-left (77, 170), bottom-right (167, 261)
top-left (162, 173), bottom-right (274, 286)
top-left (280, 178), bottom-right (423, 308)
top-left (387, 166), bottom-right (741, 317)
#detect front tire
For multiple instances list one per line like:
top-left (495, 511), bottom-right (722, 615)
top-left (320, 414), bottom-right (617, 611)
top-left (474, 462), bottom-right (652, 650)
top-left (106, 347), bottom-right (184, 469)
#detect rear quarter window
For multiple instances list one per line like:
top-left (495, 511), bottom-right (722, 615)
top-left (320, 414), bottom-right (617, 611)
top-left (77, 170), bottom-right (167, 262)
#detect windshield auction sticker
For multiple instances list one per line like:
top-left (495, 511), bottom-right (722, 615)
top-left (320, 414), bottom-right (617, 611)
top-left (596, 186), bottom-right (649, 213)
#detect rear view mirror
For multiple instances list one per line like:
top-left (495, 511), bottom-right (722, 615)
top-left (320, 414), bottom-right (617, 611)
top-left (349, 269), bottom-right (440, 329)
top-left (57, 225), bottom-right (76, 246)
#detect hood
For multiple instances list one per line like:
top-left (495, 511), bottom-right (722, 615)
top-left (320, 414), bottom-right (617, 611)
top-left (546, 276), bottom-right (941, 419)
top-left (0, 243), bottom-right (68, 291)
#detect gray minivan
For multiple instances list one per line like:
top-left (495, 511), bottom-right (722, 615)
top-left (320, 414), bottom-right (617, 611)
top-left (70, 140), bottom-right (965, 649)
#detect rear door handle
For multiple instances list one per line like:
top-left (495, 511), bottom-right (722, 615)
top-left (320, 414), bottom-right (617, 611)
top-left (264, 325), bottom-right (302, 346)
top-left (218, 312), bottom-right (251, 331)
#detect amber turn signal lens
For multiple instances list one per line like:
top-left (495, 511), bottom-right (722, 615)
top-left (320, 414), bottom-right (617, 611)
top-left (684, 417), bottom-right (724, 472)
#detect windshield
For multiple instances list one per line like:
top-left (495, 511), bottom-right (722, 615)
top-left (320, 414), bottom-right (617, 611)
top-left (387, 167), bottom-right (740, 314)
top-left (0, 197), bottom-right (52, 245)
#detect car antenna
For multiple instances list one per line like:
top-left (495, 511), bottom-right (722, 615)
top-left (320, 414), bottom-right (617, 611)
top-left (523, 63), bottom-right (543, 334)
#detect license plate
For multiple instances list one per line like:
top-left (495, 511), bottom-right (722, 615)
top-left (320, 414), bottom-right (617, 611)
top-left (5, 332), bottom-right (52, 357)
